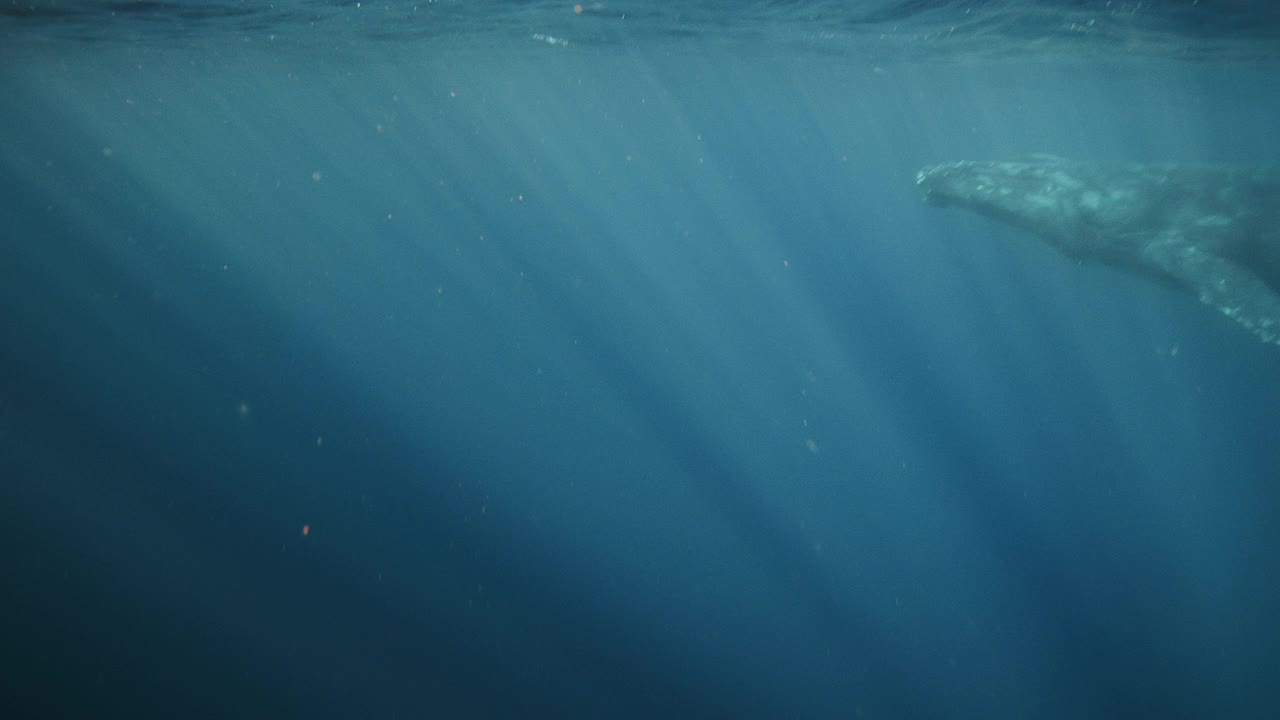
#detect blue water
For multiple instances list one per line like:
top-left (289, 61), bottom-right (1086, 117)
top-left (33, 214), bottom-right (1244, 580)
top-left (3, 2), bottom-right (1280, 718)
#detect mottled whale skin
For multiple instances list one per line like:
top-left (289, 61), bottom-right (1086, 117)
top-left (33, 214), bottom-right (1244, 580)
top-left (917, 157), bottom-right (1280, 346)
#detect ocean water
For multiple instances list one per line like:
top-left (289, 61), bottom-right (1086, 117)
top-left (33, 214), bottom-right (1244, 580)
top-left (2, 2), bottom-right (1279, 718)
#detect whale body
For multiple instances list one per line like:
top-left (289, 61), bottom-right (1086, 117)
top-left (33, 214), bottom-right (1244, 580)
top-left (917, 157), bottom-right (1280, 346)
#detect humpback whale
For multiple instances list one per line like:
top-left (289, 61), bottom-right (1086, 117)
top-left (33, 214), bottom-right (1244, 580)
top-left (916, 158), bottom-right (1280, 346)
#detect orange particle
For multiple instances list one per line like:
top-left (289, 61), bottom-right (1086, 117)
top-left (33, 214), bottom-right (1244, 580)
top-left (301, 524), bottom-right (310, 536)
top-left (574, 4), bottom-right (583, 13)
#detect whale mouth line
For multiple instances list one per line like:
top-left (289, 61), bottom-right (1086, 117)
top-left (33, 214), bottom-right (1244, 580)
top-left (921, 188), bottom-right (952, 207)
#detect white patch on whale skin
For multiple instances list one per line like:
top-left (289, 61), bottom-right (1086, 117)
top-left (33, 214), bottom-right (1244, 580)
top-left (1197, 214), bottom-right (1232, 227)
top-left (1108, 189), bottom-right (1136, 205)
top-left (1050, 171), bottom-right (1084, 190)
top-left (1025, 193), bottom-right (1055, 209)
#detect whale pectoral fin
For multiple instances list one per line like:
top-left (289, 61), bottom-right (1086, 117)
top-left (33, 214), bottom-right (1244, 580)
top-left (1144, 235), bottom-right (1280, 345)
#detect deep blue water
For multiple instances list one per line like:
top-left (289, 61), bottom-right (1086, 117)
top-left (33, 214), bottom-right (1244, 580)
top-left (3, 2), bottom-right (1280, 718)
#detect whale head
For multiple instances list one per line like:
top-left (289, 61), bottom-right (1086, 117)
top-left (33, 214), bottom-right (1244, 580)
top-left (916, 158), bottom-right (1134, 259)
top-left (917, 159), bottom-right (1092, 217)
